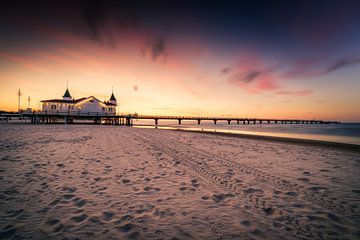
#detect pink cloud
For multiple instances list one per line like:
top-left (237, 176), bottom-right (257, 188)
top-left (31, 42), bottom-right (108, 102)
top-left (224, 54), bottom-right (317, 97)
top-left (226, 54), bottom-right (281, 93)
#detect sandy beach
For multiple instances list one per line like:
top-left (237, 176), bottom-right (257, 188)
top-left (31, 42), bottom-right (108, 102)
top-left (0, 124), bottom-right (359, 239)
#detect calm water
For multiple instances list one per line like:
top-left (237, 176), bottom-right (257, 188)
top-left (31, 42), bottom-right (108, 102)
top-left (133, 120), bottom-right (360, 145)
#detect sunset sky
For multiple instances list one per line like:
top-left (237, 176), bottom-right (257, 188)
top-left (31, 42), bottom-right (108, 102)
top-left (1, 0), bottom-right (360, 121)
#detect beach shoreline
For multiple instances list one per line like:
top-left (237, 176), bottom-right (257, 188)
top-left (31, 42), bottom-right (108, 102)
top-left (132, 124), bottom-right (360, 151)
top-left (170, 127), bottom-right (360, 151)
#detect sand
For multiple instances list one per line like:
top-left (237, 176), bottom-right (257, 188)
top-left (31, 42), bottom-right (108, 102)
top-left (0, 124), bottom-right (359, 239)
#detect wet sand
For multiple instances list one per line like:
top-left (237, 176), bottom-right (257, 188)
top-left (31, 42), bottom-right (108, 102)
top-left (0, 124), bottom-right (359, 239)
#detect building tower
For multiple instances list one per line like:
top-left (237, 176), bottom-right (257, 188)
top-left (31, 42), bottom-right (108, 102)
top-left (63, 88), bottom-right (72, 101)
top-left (109, 90), bottom-right (117, 106)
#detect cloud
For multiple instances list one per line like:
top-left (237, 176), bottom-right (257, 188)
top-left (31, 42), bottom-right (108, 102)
top-left (281, 56), bottom-right (323, 79)
top-left (80, 1), bottom-right (106, 44)
top-left (151, 38), bottom-right (166, 61)
top-left (325, 57), bottom-right (360, 73)
top-left (283, 56), bottom-right (360, 79)
top-left (229, 70), bottom-right (262, 84)
top-left (225, 59), bottom-right (315, 96)
top-left (240, 70), bottom-right (261, 83)
top-left (227, 63), bottom-right (280, 93)
top-left (274, 89), bottom-right (313, 97)
top-left (141, 37), bottom-right (167, 62)
top-left (220, 67), bottom-right (231, 75)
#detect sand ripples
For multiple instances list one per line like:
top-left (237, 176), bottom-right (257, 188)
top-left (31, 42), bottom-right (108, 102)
top-left (0, 125), bottom-right (359, 239)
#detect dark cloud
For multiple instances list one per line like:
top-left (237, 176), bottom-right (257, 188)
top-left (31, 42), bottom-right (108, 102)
top-left (231, 70), bottom-right (262, 84)
top-left (221, 67), bottom-right (231, 75)
top-left (81, 1), bottom-right (105, 44)
top-left (140, 37), bottom-right (167, 61)
top-left (241, 70), bottom-right (261, 83)
top-left (76, 1), bottom-right (141, 48)
top-left (282, 55), bottom-right (360, 79)
top-left (151, 38), bottom-right (166, 61)
top-left (325, 57), bottom-right (360, 73)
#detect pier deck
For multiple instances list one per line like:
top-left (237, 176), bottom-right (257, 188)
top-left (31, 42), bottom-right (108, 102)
top-left (1, 111), bottom-right (340, 126)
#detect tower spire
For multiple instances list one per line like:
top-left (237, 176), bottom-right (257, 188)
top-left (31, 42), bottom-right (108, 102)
top-left (63, 82), bottom-right (72, 100)
top-left (109, 87), bottom-right (117, 105)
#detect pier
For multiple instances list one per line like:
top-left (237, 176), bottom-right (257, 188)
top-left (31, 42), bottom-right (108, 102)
top-left (1, 111), bottom-right (340, 126)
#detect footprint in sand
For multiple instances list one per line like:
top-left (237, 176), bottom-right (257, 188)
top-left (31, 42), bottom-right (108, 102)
top-left (40, 219), bottom-right (64, 234)
top-left (285, 191), bottom-right (298, 197)
top-left (297, 177), bottom-right (310, 182)
top-left (70, 213), bottom-right (88, 224)
top-left (308, 186), bottom-right (328, 192)
top-left (143, 186), bottom-right (161, 194)
top-left (62, 186), bottom-right (77, 193)
top-left (262, 207), bottom-right (275, 215)
top-left (211, 193), bottom-right (234, 203)
top-left (243, 188), bottom-right (263, 194)
top-left (102, 211), bottom-right (115, 221)
top-left (240, 220), bottom-right (251, 227)
top-left (63, 194), bottom-right (75, 200)
top-left (74, 198), bottom-right (87, 208)
top-left (122, 179), bottom-right (131, 184)
top-left (191, 179), bottom-right (200, 188)
top-left (179, 187), bottom-right (188, 191)
top-left (118, 223), bottom-right (136, 233)
top-left (201, 195), bottom-right (210, 200)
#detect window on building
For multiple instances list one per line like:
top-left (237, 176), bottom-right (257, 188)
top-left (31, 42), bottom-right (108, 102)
top-left (90, 99), bottom-right (94, 103)
top-left (102, 107), bottom-right (105, 112)
top-left (51, 104), bottom-right (56, 110)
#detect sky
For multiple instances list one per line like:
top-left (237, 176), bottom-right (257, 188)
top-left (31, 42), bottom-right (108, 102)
top-left (0, 0), bottom-right (360, 121)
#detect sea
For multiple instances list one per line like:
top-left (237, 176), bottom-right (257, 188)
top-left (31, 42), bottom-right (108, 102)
top-left (133, 119), bottom-right (360, 146)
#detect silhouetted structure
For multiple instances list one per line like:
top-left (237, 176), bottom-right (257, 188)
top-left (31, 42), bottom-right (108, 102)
top-left (1, 112), bottom-right (340, 126)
